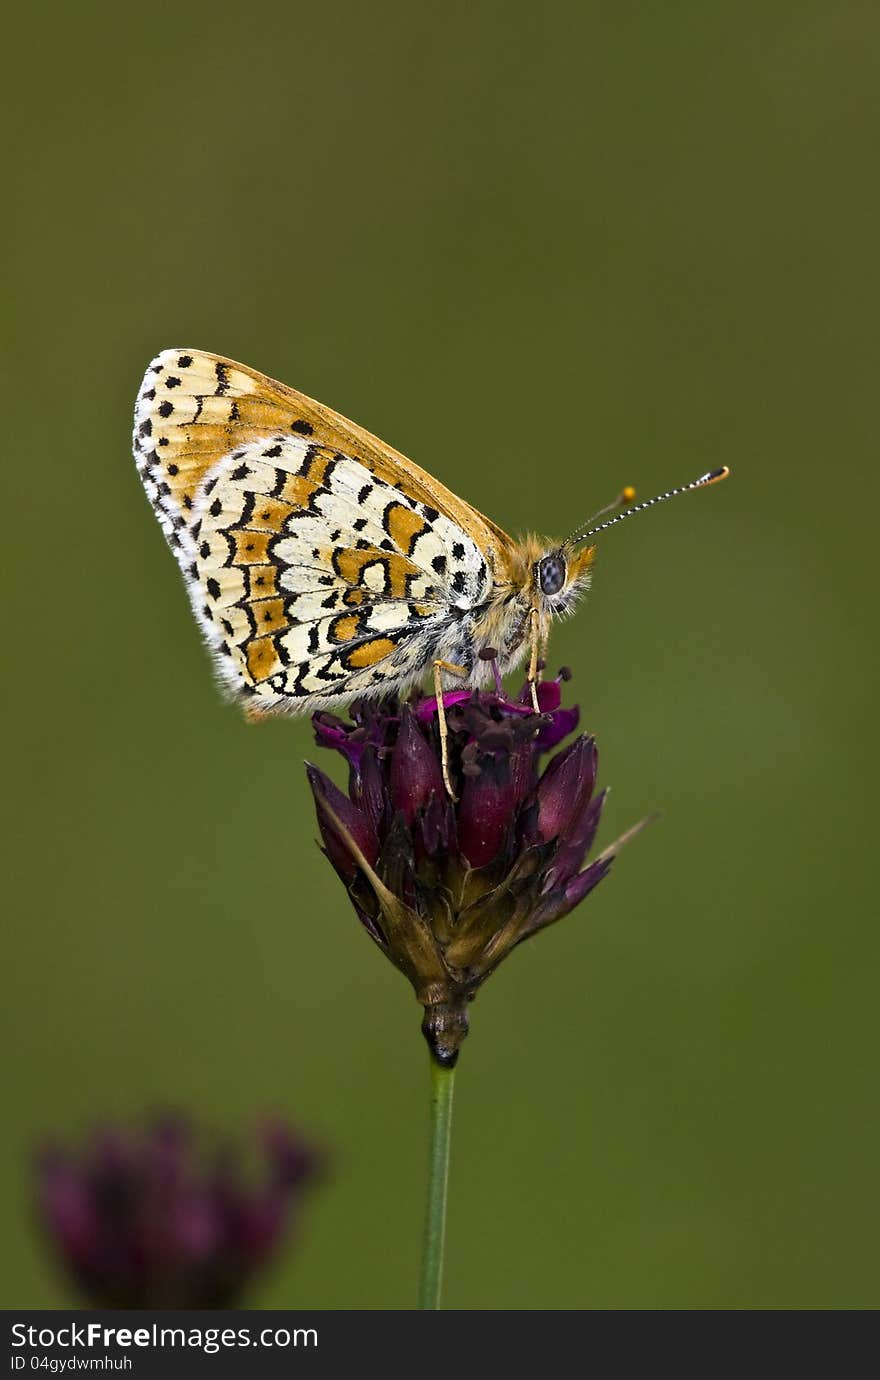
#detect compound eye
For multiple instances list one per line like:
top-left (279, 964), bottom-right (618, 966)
top-left (538, 554), bottom-right (567, 596)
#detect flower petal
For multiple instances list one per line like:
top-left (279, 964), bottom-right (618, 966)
top-left (389, 707), bottom-right (444, 823)
top-left (305, 764), bottom-right (379, 879)
top-left (535, 703), bottom-right (580, 750)
top-left (260, 1120), bottom-right (320, 1191)
top-left (413, 689), bottom-right (475, 722)
top-left (351, 744), bottom-right (390, 843)
top-left (562, 857), bottom-right (614, 909)
top-left (529, 857), bottom-right (614, 931)
top-left (532, 679), bottom-right (561, 712)
top-left (544, 787), bottom-right (607, 890)
top-left (314, 700), bottom-right (393, 770)
top-left (312, 712), bottom-right (367, 770)
top-left (415, 789), bottom-right (455, 859)
top-left (457, 756), bottom-right (520, 868)
top-left (529, 735), bottom-right (598, 844)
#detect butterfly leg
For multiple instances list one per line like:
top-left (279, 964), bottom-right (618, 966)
top-left (526, 609), bottom-right (541, 712)
top-left (432, 659), bottom-right (469, 799)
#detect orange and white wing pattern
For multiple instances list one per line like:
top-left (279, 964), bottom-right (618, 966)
top-left (132, 350), bottom-right (514, 710)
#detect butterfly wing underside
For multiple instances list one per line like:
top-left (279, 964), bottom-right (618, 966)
top-left (132, 349), bottom-right (515, 709)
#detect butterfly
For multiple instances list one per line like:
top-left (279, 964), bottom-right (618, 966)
top-left (133, 349), bottom-right (727, 786)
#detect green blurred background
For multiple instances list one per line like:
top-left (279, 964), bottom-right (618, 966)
top-left (3, 0), bottom-right (877, 1309)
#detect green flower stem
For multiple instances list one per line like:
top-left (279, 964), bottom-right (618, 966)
top-left (418, 1057), bottom-right (456, 1309)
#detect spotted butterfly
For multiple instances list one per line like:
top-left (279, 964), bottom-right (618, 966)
top-left (133, 350), bottom-right (727, 716)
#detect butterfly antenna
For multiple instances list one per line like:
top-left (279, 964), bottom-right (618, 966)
top-left (562, 467), bottom-right (729, 548)
top-left (576, 484), bottom-right (639, 532)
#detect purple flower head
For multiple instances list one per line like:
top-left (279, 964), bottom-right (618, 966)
top-left (308, 673), bottom-right (650, 1066)
top-left (35, 1115), bottom-right (321, 1309)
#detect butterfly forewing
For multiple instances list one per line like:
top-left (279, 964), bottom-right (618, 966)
top-left (133, 350), bottom-right (508, 710)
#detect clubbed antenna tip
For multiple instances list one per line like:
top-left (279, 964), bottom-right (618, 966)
top-left (563, 466), bottom-right (729, 548)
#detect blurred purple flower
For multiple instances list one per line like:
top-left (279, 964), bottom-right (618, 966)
top-left (308, 672), bottom-right (649, 1066)
top-left (35, 1115), bottom-right (321, 1308)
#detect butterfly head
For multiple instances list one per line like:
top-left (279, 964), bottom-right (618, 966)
top-left (532, 544), bottom-right (596, 617)
top-left (525, 468), bottom-right (730, 621)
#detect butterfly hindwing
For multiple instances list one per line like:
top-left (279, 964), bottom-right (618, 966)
top-left (137, 394), bottom-right (492, 707)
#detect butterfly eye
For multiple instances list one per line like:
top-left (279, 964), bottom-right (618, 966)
top-left (537, 554), bottom-right (567, 597)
